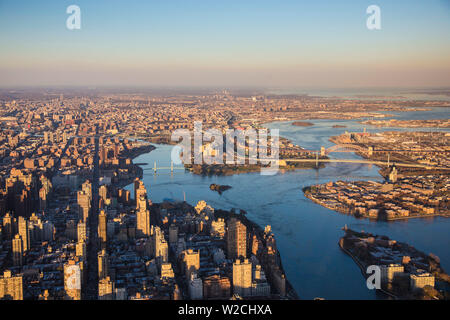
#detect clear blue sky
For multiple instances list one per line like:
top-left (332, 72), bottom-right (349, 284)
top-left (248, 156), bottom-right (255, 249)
top-left (0, 0), bottom-right (449, 87)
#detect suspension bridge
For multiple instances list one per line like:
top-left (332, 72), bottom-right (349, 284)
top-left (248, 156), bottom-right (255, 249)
top-left (142, 161), bottom-right (186, 173)
top-left (44, 133), bottom-right (448, 172)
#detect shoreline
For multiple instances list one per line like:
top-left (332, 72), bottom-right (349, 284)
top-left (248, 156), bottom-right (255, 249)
top-left (185, 162), bottom-right (325, 176)
top-left (129, 144), bottom-right (299, 300)
top-left (338, 240), bottom-right (398, 299)
top-left (128, 113), bottom-right (448, 300)
top-left (214, 209), bottom-right (300, 300)
top-left (304, 187), bottom-right (449, 222)
top-left (339, 228), bottom-right (450, 300)
top-left (305, 190), bottom-right (449, 221)
top-left (109, 143), bottom-right (156, 188)
top-left (301, 128), bottom-right (449, 222)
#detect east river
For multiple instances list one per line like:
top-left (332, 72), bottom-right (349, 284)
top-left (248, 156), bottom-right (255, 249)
top-left (126, 107), bottom-right (450, 300)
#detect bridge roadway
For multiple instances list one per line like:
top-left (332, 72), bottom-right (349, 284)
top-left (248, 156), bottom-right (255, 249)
top-left (297, 146), bottom-right (449, 155)
top-left (48, 134), bottom-right (448, 158)
top-left (236, 151), bottom-right (450, 170)
top-left (144, 158), bottom-right (449, 171)
top-left (281, 158), bottom-right (450, 170)
top-left (54, 134), bottom-right (448, 171)
top-left (144, 166), bottom-right (185, 170)
top-left (303, 149), bottom-right (450, 154)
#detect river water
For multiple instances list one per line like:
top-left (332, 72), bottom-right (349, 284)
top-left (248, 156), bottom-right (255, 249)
top-left (126, 107), bottom-right (450, 300)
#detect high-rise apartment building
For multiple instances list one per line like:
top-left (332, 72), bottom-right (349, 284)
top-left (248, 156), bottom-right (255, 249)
top-left (77, 191), bottom-right (91, 222)
top-left (169, 224), bottom-right (178, 244)
top-left (181, 249), bottom-right (200, 280)
top-left (2, 212), bottom-right (14, 240)
top-left (203, 275), bottom-right (231, 299)
top-left (227, 218), bottom-right (247, 260)
top-left (0, 270), bottom-right (23, 300)
top-left (135, 179), bottom-right (147, 210)
top-left (137, 205), bottom-right (151, 238)
top-left (115, 287), bottom-right (127, 300)
top-left (98, 249), bottom-right (109, 280)
top-left (410, 270), bottom-right (435, 291)
top-left (189, 273), bottom-right (203, 300)
top-left (152, 226), bottom-right (168, 263)
top-left (39, 187), bottom-right (47, 211)
top-left (99, 185), bottom-right (108, 203)
top-left (211, 218), bottom-right (226, 238)
top-left (232, 258), bottom-right (252, 297)
top-left (98, 210), bottom-right (107, 244)
top-left (77, 221), bottom-right (87, 243)
top-left (380, 264), bottom-right (404, 284)
top-left (98, 277), bottom-right (115, 300)
top-left (251, 265), bottom-right (271, 297)
top-left (12, 234), bottom-right (23, 266)
top-left (77, 180), bottom-right (92, 222)
top-left (82, 180), bottom-right (92, 197)
top-left (160, 263), bottom-right (175, 279)
top-left (42, 221), bottom-right (55, 241)
top-left (76, 241), bottom-right (87, 259)
top-left (18, 217), bottom-right (30, 252)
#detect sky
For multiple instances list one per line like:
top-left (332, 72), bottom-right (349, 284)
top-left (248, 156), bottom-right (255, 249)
top-left (0, 0), bottom-right (449, 88)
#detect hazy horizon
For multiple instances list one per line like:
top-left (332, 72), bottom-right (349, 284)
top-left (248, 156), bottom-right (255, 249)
top-left (1, 0), bottom-right (449, 87)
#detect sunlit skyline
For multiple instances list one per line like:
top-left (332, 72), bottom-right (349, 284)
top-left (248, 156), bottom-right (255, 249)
top-left (0, 0), bottom-right (449, 87)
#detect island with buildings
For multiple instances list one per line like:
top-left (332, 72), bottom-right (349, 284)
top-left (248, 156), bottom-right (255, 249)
top-left (339, 227), bottom-right (450, 300)
top-left (304, 129), bottom-right (449, 221)
top-left (183, 135), bottom-right (328, 176)
top-left (304, 174), bottom-right (449, 221)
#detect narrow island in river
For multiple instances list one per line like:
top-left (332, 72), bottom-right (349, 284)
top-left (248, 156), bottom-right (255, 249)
top-left (185, 159), bottom-right (326, 176)
top-left (184, 136), bottom-right (327, 176)
top-left (292, 121), bottom-right (314, 127)
top-left (360, 119), bottom-right (450, 128)
top-left (339, 227), bottom-right (450, 300)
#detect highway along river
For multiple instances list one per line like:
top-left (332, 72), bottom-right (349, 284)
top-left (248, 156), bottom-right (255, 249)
top-left (126, 107), bottom-right (450, 300)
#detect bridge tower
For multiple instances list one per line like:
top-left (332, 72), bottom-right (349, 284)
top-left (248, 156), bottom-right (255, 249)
top-left (368, 146), bottom-right (373, 157)
top-left (170, 161), bottom-right (174, 173)
top-left (154, 161), bottom-right (157, 173)
top-left (316, 152), bottom-right (319, 168)
top-left (320, 146), bottom-right (326, 157)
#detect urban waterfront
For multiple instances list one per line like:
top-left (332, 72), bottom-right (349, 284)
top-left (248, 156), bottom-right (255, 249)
top-left (2, 0), bottom-right (450, 307)
top-left (128, 107), bottom-right (450, 300)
